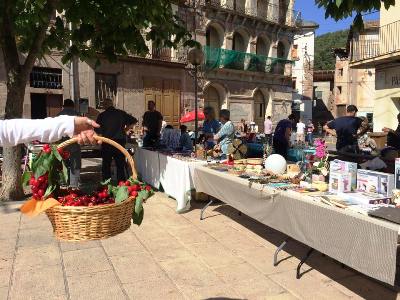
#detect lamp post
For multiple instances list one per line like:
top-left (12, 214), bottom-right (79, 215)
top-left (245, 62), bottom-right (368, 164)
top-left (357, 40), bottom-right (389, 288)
top-left (188, 48), bottom-right (204, 151)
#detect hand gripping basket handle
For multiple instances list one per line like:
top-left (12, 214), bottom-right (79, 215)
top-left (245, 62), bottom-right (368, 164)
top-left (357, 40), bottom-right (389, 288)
top-left (57, 135), bottom-right (137, 179)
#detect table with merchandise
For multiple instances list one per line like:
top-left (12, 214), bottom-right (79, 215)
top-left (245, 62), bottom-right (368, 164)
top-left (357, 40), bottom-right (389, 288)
top-left (134, 147), bottom-right (207, 213)
top-left (193, 159), bottom-right (400, 286)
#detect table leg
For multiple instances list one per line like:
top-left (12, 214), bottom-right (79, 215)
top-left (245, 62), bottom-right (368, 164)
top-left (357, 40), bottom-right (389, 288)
top-left (200, 199), bottom-right (214, 220)
top-left (296, 248), bottom-right (314, 279)
top-left (273, 239), bottom-right (289, 267)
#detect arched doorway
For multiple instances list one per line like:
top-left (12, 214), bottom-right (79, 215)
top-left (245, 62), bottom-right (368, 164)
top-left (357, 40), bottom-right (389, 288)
top-left (230, 31), bottom-right (248, 70)
top-left (274, 41), bottom-right (287, 74)
top-left (203, 85), bottom-right (221, 118)
top-left (254, 90), bottom-right (266, 130)
top-left (277, 41), bottom-right (286, 58)
top-left (206, 24), bottom-right (223, 48)
top-left (252, 37), bottom-right (270, 72)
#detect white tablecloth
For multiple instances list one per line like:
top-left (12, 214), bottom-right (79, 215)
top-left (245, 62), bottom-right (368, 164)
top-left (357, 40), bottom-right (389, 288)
top-left (193, 166), bottom-right (400, 286)
top-left (134, 148), bottom-right (206, 213)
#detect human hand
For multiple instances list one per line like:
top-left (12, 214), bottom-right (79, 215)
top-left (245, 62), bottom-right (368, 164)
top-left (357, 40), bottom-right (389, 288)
top-left (382, 127), bottom-right (392, 133)
top-left (74, 117), bottom-right (101, 145)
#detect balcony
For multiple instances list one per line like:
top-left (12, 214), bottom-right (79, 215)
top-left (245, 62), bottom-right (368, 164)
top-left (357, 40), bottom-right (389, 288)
top-left (350, 20), bottom-right (400, 67)
top-left (204, 46), bottom-right (293, 76)
top-left (202, 0), bottom-right (301, 27)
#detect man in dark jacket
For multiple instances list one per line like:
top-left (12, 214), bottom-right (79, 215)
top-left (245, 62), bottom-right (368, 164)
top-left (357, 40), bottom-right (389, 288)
top-left (57, 99), bottom-right (81, 188)
top-left (96, 98), bottom-right (137, 181)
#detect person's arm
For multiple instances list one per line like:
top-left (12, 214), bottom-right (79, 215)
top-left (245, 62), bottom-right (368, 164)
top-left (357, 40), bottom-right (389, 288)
top-left (157, 112), bottom-right (163, 135)
top-left (323, 121), bottom-right (336, 136)
top-left (0, 116), bottom-right (99, 147)
top-left (285, 127), bottom-right (292, 141)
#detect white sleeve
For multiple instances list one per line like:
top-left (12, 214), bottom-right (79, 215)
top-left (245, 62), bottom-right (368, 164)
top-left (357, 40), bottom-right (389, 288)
top-left (0, 115), bottom-right (75, 147)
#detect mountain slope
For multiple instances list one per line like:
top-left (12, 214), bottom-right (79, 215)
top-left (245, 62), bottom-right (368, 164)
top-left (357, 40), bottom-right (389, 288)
top-left (314, 29), bottom-right (349, 70)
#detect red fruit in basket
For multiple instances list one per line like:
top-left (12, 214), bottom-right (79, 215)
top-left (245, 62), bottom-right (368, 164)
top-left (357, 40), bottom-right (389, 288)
top-left (130, 191), bottom-right (138, 198)
top-left (88, 202), bottom-right (94, 207)
top-left (124, 180), bottom-right (131, 186)
top-left (131, 185), bottom-right (140, 191)
top-left (118, 181), bottom-right (125, 186)
top-left (43, 147), bottom-right (51, 154)
top-left (145, 185), bottom-right (151, 191)
top-left (31, 185), bottom-right (38, 193)
top-left (29, 177), bottom-right (36, 185)
top-left (37, 189), bottom-right (45, 197)
top-left (32, 193), bottom-right (40, 200)
top-left (57, 148), bottom-right (64, 155)
top-left (62, 151), bottom-right (70, 160)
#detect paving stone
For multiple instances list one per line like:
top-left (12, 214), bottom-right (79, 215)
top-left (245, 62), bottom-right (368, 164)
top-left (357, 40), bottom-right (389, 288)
top-left (17, 226), bottom-right (57, 249)
top-left (187, 241), bottom-right (244, 268)
top-left (123, 277), bottom-right (184, 300)
top-left (59, 240), bottom-right (100, 252)
top-left (159, 256), bottom-right (224, 289)
top-left (0, 239), bottom-right (16, 259)
top-left (170, 225), bottom-right (216, 244)
top-left (0, 257), bottom-right (12, 287)
top-left (0, 286), bottom-right (8, 299)
top-left (63, 247), bottom-right (111, 277)
top-left (20, 214), bottom-right (50, 229)
top-left (67, 270), bottom-right (126, 300)
top-left (213, 262), bottom-right (267, 285)
top-left (101, 231), bottom-right (145, 256)
top-left (268, 269), bottom-right (354, 299)
top-left (181, 282), bottom-right (242, 299)
top-left (109, 252), bottom-right (165, 284)
top-left (15, 244), bottom-right (60, 268)
top-left (9, 265), bottom-right (67, 300)
top-left (230, 277), bottom-right (288, 299)
top-left (237, 246), bottom-right (297, 276)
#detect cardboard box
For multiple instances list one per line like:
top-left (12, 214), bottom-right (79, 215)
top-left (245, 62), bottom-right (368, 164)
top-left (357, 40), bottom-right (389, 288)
top-left (329, 172), bottom-right (352, 193)
top-left (395, 158), bottom-right (400, 189)
top-left (330, 160), bottom-right (357, 191)
top-left (338, 192), bottom-right (391, 206)
top-left (356, 169), bottom-right (394, 197)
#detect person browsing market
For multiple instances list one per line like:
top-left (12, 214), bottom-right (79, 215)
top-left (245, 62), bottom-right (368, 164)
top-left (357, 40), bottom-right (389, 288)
top-left (214, 109), bottom-right (235, 158)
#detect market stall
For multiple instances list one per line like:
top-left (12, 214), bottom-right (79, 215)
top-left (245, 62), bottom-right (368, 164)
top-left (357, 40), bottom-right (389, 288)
top-left (134, 147), bottom-right (206, 213)
top-left (193, 165), bottom-right (400, 286)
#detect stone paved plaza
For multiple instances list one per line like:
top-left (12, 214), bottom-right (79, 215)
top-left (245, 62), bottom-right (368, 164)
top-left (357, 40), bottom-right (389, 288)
top-left (1, 191), bottom-right (400, 300)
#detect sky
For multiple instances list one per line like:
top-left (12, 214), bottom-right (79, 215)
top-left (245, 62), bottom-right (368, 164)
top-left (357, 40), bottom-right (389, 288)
top-left (294, 0), bottom-right (379, 36)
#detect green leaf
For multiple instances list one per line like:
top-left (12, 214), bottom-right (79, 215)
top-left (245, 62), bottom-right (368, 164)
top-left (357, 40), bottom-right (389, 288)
top-left (44, 184), bottom-right (56, 198)
top-left (53, 145), bottom-right (62, 161)
top-left (101, 178), bottom-right (111, 186)
top-left (62, 162), bottom-right (69, 183)
top-left (335, 0), bottom-right (343, 8)
top-left (132, 197), bottom-right (144, 225)
top-left (115, 186), bottom-right (129, 204)
top-left (21, 171), bottom-right (32, 187)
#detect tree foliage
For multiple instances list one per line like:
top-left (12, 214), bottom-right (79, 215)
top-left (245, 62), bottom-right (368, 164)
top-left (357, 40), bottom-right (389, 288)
top-left (314, 29), bottom-right (349, 71)
top-left (316, 0), bottom-right (396, 29)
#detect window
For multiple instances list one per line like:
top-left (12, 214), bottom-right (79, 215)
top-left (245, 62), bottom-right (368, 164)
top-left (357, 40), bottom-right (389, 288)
top-left (291, 45), bottom-right (299, 60)
top-left (339, 68), bottom-right (344, 76)
top-left (258, 103), bottom-right (265, 118)
top-left (30, 67), bottom-right (62, 89)
top-left (337, 86), bottom-right (342, 94)
top-left (315, 91), bottom-right (323, 100)
top-left (366, 113), bottom-right (373, 124)
top-left (95, 73), bottom-right (117, 109)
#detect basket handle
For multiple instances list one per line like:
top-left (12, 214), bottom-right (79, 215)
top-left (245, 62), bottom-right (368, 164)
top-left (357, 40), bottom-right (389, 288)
top-left (57, 135), bottom-right (137, 179)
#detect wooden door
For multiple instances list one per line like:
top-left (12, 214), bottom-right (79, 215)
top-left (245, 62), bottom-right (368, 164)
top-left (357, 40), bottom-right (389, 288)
top-left (46, 94), bottom-right (63, 117)
top-left (162, 91), bottom-right (180, 128)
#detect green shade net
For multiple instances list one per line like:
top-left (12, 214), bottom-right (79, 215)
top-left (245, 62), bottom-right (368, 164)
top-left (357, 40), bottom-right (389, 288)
top-left (203, 46), bottom-right (294, 74)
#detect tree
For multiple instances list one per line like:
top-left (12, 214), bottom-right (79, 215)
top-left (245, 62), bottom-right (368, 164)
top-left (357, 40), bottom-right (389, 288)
top-left (316, 0), bottom-right (396, 28)
top-left (314, 30), bottom-right (349, 70)
top-left (0, 0), bottom-right (193, 201)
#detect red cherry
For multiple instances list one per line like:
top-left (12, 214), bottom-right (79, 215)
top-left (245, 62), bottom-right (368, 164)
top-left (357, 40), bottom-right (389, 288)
top-left (31, 186), bottom-right (38, 193)
top-left (37, 189), bottom-right (45, 197)
top-left (131, 185), bottom-right (139, 191)
top-left (118, 181), bottom-right (125, 186)
top-left (42, 144), bottom-right (50, 150)
top-left (88, 203), bottom-right (94, 206)
top-left (29, 177), bottom-right (36, 185)
top-left (38, 177), bottom-right (44, 183)
top-left (32, 193), bottom-right (40, 200)
top-left (43, 148), bottom-right (51, 154)
top-left (145, 186), bottom-right (151, 191)
top-left (62, 151), bottom-right (70, 159)
top-left (124, 181), bottom-right (131, 186)
top-left (57, 148), bottom-right (64, 155)
top-left (130, 191), bottom-right (138, 198)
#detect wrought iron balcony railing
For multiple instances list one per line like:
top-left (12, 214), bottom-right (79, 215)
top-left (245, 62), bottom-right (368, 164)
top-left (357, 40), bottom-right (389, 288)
top-left (202, 0), bottom-right (301, 27)
top-left (351, 20), bottom-right (400, 62)
top-left (203, 46), bottom-right (294, 76)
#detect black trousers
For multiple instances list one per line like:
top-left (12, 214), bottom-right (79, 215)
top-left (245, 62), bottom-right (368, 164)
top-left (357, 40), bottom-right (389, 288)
top-left (101, 142), bottom-right (127, 182)
top-left (273, 138), bottom-right (289, 159)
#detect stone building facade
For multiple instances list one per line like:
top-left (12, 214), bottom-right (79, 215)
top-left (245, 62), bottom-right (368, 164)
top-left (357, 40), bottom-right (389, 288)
top-left (181, 0), bottom-right (300, 130)
top-left (0, 1), bottom-right (300, 131)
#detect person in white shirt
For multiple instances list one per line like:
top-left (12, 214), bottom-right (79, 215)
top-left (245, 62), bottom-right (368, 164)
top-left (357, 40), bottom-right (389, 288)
top-left (296, 119), bottom-right (306, 143)
top-left (0, 116), bottom-right (99, 147)
top-left (264, 116), bottom-right (273, 145)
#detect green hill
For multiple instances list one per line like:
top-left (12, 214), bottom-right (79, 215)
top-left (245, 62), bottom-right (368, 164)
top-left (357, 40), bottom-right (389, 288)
top-left (314, 29), bottom-right (349, 70)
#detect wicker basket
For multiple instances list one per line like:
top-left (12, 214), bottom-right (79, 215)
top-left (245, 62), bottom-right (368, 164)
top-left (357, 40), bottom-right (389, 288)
top-left (46, 136), bottom-right (137, 241)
